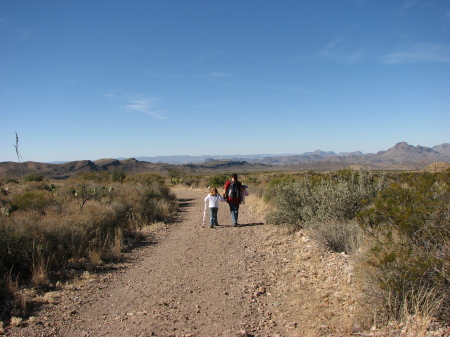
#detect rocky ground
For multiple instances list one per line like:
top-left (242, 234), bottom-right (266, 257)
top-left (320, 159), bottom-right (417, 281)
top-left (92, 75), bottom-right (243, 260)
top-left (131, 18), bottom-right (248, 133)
top-left (3, 188), bottom-right (449, 337)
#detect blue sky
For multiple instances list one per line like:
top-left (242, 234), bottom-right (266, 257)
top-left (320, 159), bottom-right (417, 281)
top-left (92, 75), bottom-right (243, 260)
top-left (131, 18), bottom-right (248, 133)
top-left (1, 0), bottom-right (449, 162)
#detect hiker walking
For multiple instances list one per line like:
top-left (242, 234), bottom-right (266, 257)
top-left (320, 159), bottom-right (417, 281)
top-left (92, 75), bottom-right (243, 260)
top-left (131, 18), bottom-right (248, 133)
top-left (223, 173), bottom-right (244, 227)
top-left (204, 187), bottom-right (225, 228)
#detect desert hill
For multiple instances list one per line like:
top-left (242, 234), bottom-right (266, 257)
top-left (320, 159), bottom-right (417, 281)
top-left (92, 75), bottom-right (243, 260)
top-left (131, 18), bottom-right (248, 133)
top-left (0, 158), bottom-right (271, 179)
top-left (0, 142), bottom-right (449, 179)
top-left (422, 162), bottom-right (450, 173)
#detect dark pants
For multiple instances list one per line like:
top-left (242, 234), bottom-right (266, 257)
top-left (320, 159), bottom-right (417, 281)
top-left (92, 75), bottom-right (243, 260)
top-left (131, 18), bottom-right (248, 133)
top-left (209, 207), bottom-right (218, 226)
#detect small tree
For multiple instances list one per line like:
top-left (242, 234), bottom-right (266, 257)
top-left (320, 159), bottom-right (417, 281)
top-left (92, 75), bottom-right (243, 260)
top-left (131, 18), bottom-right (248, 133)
top-left (73, 183), bottom-right (104, 211)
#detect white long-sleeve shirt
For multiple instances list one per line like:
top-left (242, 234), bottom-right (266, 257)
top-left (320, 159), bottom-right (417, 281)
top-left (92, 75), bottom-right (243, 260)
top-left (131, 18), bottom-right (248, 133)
top-left (204, 193), bottom-right (225, 208)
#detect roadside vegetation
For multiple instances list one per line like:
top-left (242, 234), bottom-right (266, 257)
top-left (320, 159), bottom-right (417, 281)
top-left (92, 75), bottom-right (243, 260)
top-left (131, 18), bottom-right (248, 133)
top-left (0, 171), bottom-right (178, 321)
top-left (263, 169), bottom-right (450, 330)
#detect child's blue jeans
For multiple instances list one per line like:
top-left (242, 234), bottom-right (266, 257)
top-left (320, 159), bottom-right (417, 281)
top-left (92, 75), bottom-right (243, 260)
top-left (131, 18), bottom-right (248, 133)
top-left (209, 207), bottom-right (218, 226)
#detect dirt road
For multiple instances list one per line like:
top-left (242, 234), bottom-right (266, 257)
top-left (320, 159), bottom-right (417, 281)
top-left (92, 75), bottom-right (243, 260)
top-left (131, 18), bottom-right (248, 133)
top-left (6, 188), bottom-right (358, 337)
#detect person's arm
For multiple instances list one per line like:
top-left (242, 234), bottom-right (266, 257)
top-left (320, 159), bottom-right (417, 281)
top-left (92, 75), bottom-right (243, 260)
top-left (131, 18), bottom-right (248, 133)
top-left (223, 181), bottom-right (229, 197)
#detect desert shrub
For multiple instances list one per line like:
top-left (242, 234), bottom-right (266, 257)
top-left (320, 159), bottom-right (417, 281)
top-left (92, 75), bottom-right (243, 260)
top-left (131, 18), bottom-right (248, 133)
top-left (168, 168), bottom-right (184, 180)
top-left (265, 178), bottom-right (315, 230)
top-left (124, 173), bottom-right (165, 186)
top-left (111, 168), bottom-right (126, 183)
top-left (263, 174), bottom-right (297, 203)
top-left (77, 171), bottom-right (111, 183)
top-left (45, 183), bottom-right (57, 192)
top-left (248, 185), bottom-right (264, 198)
top-left (6, 179), bottom-right (19, 184)
top-left (191, 175), bottom-right (207, 187)
top-left (11, 191), bottom-right (50, 213)
top-left (0, 217), bottom-right (35, 275)
top-left (23, 173), bottom-right (44, 182)
top-left (266, 170), bottom-right (384, 234)
top-left (127, 184), bottom-right (177, 226)
top-left (308, 219), bottom-right (363, 254)
top-left (357, 171), bottom-right (450, 323)
top-left (209, 174), bottom-right (228, 188)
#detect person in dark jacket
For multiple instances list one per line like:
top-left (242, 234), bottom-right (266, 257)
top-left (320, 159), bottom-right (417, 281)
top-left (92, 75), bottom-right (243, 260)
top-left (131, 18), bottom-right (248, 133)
top-left (223, 173), bottom-right (244, 227)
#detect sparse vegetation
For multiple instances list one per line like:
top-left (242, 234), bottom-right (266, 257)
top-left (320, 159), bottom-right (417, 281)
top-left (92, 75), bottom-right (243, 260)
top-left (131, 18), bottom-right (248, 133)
top-left (0, 172), bottom-right (178, 320)
top-left (357, 171), bottom-right (450, 324)
top-left (264, 169), bottom-right (449, 329)
top-left (265, 170), bottom-right (385, 231)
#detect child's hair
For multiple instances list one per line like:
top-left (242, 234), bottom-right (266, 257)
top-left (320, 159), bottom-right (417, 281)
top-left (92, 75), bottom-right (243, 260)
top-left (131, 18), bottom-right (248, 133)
top-left (210, 187), bottom-right (218, 196)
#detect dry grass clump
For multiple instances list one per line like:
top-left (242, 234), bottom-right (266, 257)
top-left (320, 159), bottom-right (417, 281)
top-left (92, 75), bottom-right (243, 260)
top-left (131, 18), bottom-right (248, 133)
top-left (0, 172), bottom-right (178, 321)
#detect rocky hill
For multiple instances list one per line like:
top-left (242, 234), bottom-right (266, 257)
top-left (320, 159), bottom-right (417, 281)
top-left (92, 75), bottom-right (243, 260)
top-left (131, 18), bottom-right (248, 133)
top-left (259, 142), bottom-right (450, 169)
top-left (0, 158), bottom-right (271, 180)
top-left (432, 143), bottom-right (450, 156)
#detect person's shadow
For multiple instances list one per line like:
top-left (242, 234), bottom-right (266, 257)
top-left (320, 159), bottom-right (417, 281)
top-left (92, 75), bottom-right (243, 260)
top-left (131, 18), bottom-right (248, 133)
top-left (234, 222), bottom-right (265, 227)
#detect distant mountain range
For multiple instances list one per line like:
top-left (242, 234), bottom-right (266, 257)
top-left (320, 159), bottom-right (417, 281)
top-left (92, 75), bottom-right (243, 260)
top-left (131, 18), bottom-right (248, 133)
top-left (257, 142), bottom-right (450, 166)
top-left (129, 143), bottom-right (450, 166)
top-left (1, 142), bottom-right (449, 179)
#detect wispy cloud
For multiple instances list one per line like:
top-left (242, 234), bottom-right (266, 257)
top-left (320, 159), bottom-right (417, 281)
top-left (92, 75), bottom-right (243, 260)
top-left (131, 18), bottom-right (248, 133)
top-left (123, 97), bottom-right (166, 119)
top-left (381, 42), bottom-right (450, 64)
top-left (319, 37), bottom-right (363, 64)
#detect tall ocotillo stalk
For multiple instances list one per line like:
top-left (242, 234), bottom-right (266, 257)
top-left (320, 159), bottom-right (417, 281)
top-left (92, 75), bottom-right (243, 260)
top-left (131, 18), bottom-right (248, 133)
top-left (14, 132), bottom-right (25, 181)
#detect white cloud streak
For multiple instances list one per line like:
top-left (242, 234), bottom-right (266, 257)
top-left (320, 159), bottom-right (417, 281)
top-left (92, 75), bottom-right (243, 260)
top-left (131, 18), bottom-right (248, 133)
top-left (381, 43), bottom-right (450, 64)
top-left (123, 97), bottom-right (166, 119)
top-left (319, 37), bottom-right (363, 64)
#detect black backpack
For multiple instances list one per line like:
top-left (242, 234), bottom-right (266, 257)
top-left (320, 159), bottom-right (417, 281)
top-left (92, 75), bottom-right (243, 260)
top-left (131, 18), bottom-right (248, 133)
top-left (228, 181), bottom-right (240, 199)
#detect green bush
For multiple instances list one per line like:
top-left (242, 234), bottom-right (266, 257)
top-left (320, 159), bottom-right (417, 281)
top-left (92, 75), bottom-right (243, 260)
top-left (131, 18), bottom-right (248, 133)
top-left (112, 168), bottom-right (126, 183)
top-left (209, 174), bottom-right (228, 188)
top-left (266, 170), bottom-right (384, 231)
top-left (263, 174), bottom-right (296, 203)
top-left (11, 191), bottom-right (50, 213)
top-left (23, 173), bottom-right (44, 182)
top-left (357, 172), bottom-right (450, 322)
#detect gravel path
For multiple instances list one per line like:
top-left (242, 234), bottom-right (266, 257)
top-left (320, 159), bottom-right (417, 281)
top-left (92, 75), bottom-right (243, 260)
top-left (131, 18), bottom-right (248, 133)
top-left (60, 188), bottom-right (269, 336)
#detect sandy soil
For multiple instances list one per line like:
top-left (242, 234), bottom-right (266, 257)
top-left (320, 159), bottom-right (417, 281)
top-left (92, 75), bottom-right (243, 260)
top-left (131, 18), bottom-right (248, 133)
top-left (6, 188), bottom-right (445, 337)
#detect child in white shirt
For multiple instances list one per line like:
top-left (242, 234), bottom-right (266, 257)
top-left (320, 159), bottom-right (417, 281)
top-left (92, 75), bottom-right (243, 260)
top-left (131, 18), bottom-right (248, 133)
top-left (204, 187), bottom-right (225, 228)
